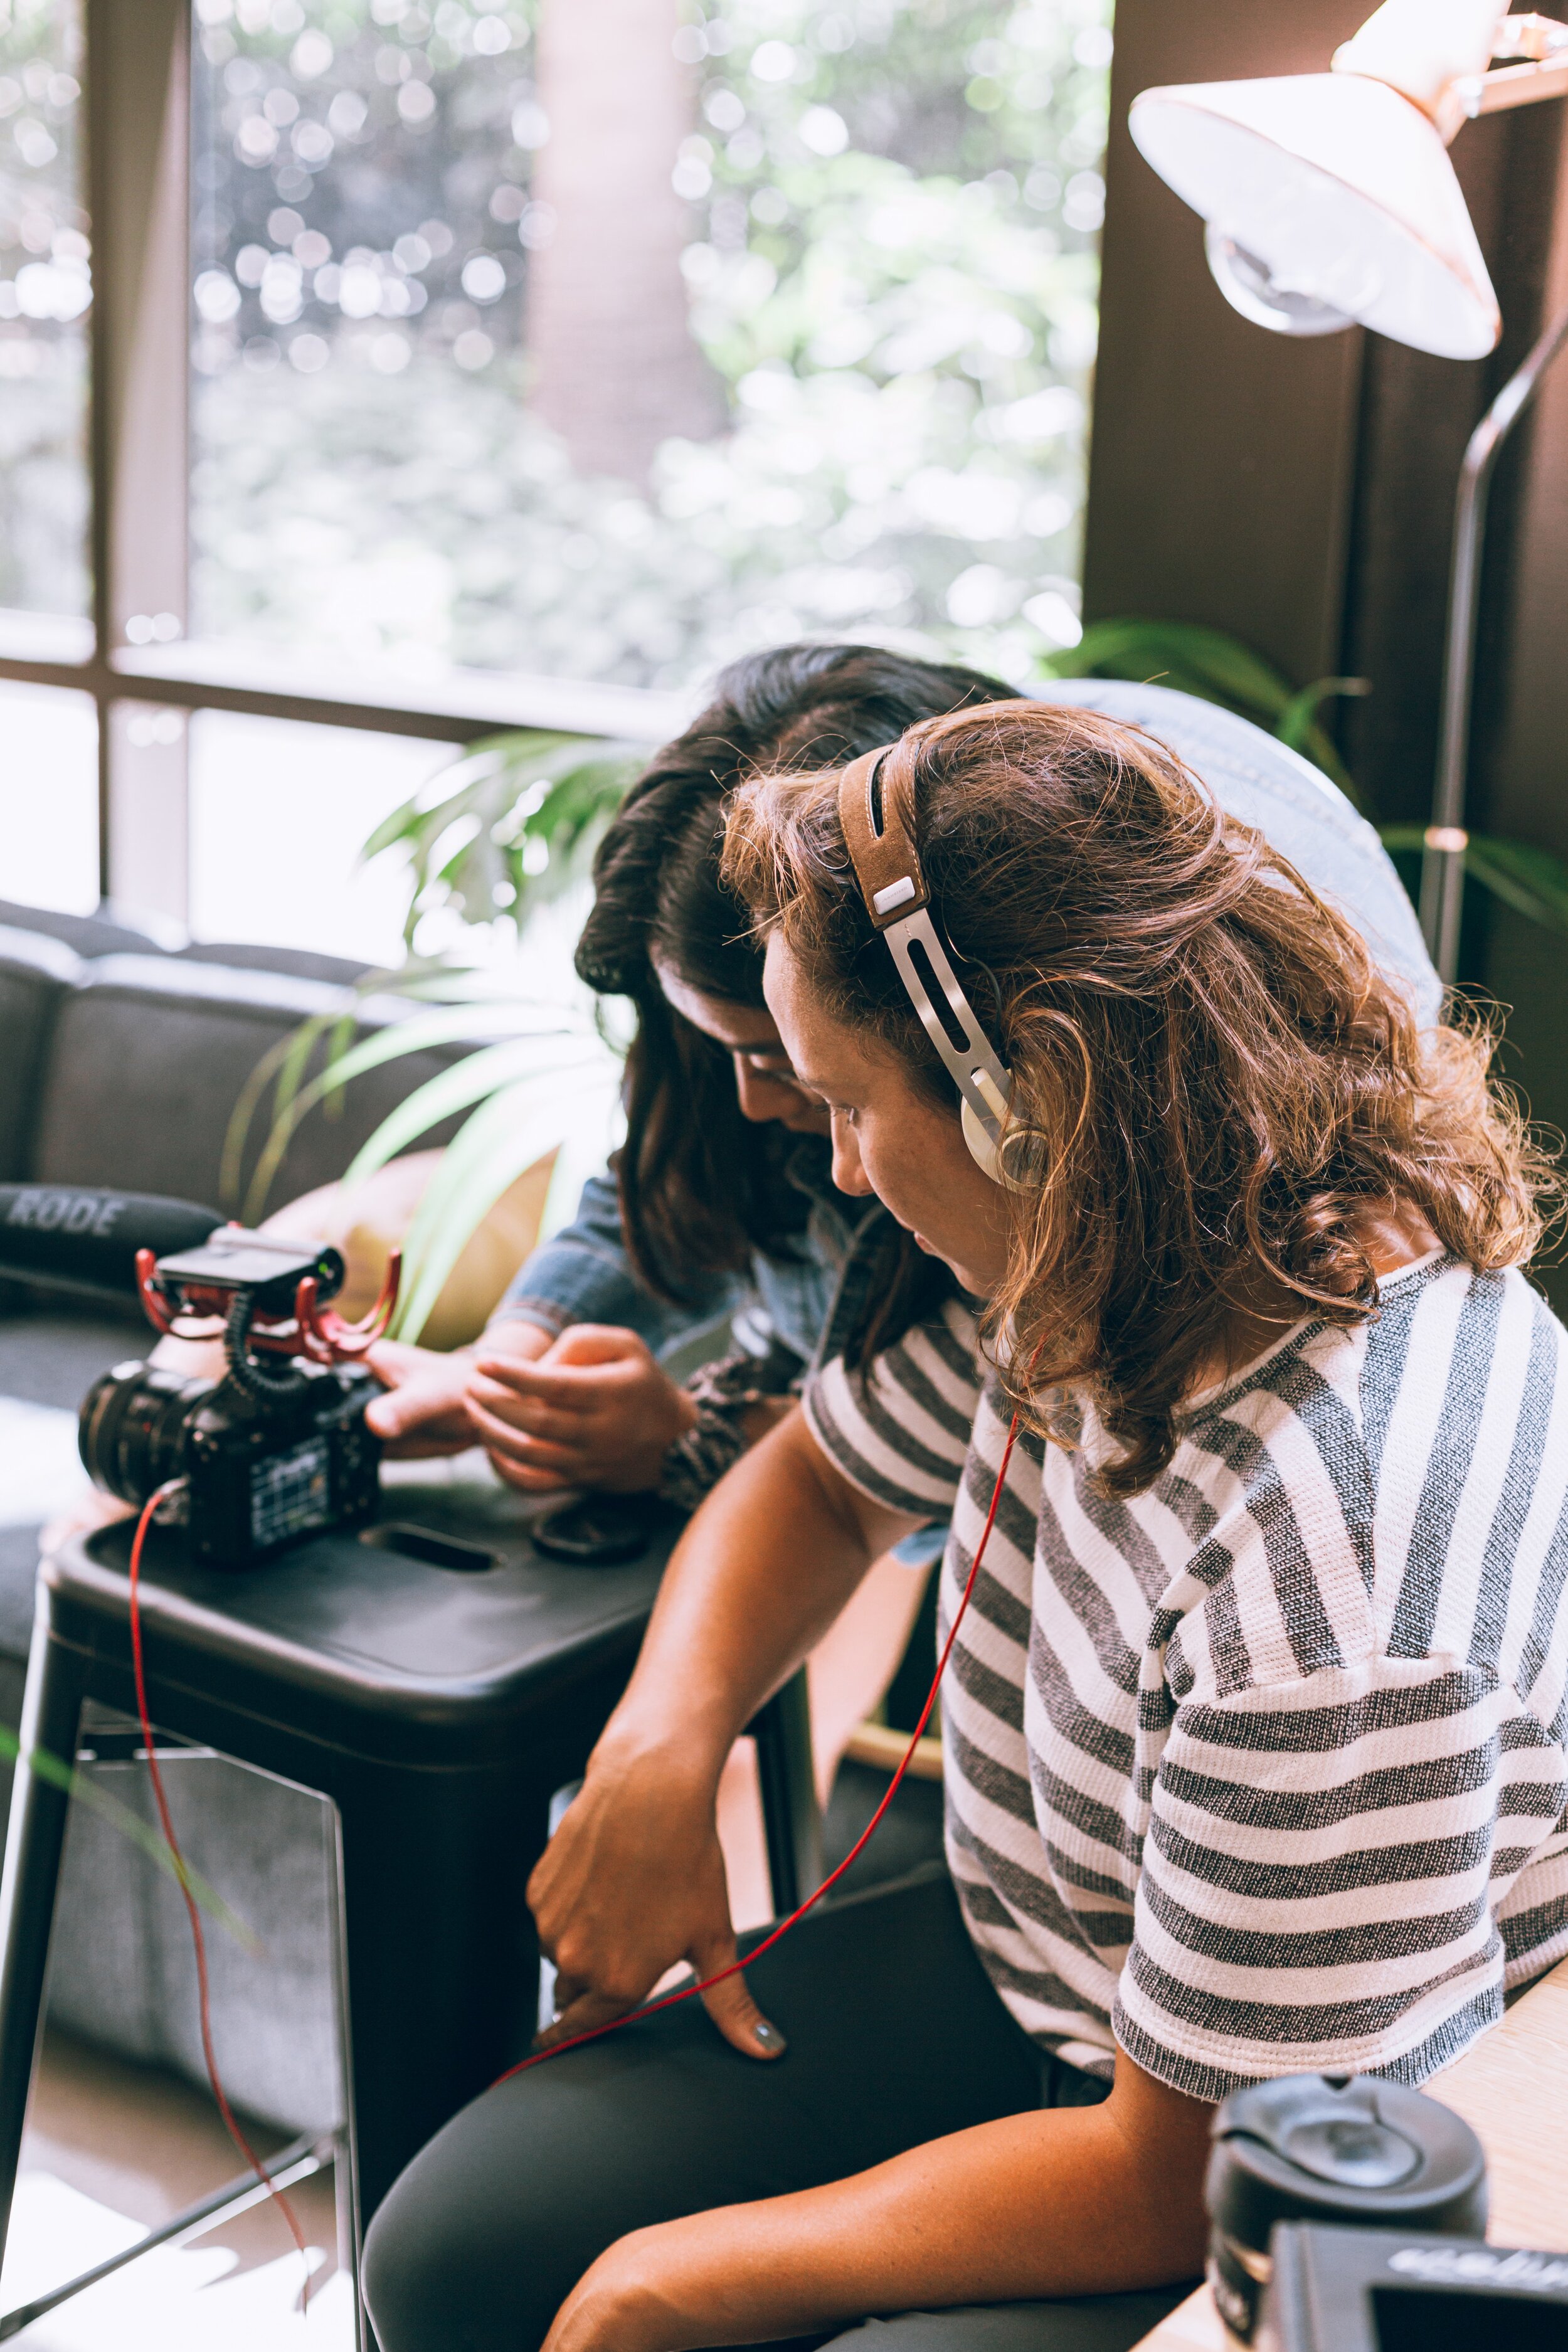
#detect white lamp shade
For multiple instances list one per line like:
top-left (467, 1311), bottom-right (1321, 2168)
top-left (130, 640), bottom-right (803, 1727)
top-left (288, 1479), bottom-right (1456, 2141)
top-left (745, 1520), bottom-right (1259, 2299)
top-left (1130, 72), bottom-right (1501, 359)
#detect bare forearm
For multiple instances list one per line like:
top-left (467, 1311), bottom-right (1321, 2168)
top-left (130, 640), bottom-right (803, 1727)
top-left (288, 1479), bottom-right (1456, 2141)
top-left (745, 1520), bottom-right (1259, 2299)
top-left (607, 1414), bottom-right (916, 1774)
top-left (566, 2084), bottom-right (1210, 2352)
top-left (670, 2111), bottom-right (1204, 2323)
top-left (527, 1414), bottom-right (921, 2053)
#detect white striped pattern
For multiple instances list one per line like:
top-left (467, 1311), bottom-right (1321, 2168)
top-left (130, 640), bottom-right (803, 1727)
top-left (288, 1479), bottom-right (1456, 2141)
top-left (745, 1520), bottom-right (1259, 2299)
top-left (805, 1258), bottom-right (1568, 2097)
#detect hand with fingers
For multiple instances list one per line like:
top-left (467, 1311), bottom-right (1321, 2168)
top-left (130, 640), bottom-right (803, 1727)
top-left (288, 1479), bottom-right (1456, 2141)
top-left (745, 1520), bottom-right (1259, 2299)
top-left (527, 1735), bottom-right (786, 2065)
top-left (464, 1324), bottom-right (699, 1494)
top-left (364, 1320), bottom-right (554, 1456)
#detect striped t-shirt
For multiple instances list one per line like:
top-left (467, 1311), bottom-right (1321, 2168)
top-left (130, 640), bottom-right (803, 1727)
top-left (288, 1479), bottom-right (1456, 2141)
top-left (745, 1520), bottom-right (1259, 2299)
top-left (805, 1253), bottom-right (1568, 2099)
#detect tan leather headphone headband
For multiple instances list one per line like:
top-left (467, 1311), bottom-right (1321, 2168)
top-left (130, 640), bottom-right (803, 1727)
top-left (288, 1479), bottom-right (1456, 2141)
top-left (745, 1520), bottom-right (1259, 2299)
top-left (836, 700), bottom-right (1038, 932)
top-left (837, 740), bottom-right (926, 931)
top-left (831, 700), bottom-right (1052, 1190)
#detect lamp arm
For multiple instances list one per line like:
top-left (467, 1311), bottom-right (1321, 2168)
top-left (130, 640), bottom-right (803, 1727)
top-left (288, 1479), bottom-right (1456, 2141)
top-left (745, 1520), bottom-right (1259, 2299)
top-left (1420, 297), bottom-right (1568, 982)
top-left (1335, 8), bottom-right (1568, 134)
top-left (1335, 1), bottom-right (1518, 140)
top-left (1466, 14), bottom-right (1568, 115)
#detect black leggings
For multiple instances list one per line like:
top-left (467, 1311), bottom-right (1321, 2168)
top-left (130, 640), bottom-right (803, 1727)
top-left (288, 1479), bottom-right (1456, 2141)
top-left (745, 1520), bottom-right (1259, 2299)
top-left (362, 1864), bottom-right (1192, 2352)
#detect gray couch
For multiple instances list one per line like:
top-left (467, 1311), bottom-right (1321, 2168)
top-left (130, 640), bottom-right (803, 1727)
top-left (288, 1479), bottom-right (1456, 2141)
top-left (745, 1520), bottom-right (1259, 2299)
top-left (0, 900), bottom-right (490, 2133)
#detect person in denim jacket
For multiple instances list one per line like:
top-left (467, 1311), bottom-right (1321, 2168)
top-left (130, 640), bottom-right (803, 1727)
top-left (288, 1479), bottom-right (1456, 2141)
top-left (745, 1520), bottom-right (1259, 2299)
top-left (368, 655), bottom-right (1440, 1508)
top-left (366, 642), bottom-right (1012, 1504)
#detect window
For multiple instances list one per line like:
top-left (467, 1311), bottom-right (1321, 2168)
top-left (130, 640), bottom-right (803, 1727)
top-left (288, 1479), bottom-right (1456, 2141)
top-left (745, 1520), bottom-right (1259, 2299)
top-left (0, 677), bottom-right (95, 910)
top-left (188, 708), bottom-right (451, 961)
top-left (0, 0), bottom-right (87, 620)
top-left (188, 0), bottom-right (1106, 689)
top-left (0, 0), bottom-right (1110, 944)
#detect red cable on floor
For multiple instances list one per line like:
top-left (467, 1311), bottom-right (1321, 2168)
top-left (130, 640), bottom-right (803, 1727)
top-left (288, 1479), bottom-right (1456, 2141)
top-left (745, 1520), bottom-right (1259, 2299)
top-left (492, 1411), bottom-right (1024, 2086)
top-left (122, 1405), bottom-right (1020, 2260)
top-left (127, 1482), bottom-right (313, 2300)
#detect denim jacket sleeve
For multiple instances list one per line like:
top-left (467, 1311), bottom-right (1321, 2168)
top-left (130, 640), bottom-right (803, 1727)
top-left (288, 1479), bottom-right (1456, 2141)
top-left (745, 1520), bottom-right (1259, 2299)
top-left (490, 1169), bottom-right (741, 1355)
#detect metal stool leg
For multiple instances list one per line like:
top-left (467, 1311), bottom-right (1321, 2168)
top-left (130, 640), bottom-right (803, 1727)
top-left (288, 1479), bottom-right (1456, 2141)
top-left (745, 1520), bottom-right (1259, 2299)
top-left (336, 1764), bottom-right (548, 2227)
top-left (750, 1665), bottom-right (822, 1918)
top-left (0, 1601), bottom-right (87, 2263)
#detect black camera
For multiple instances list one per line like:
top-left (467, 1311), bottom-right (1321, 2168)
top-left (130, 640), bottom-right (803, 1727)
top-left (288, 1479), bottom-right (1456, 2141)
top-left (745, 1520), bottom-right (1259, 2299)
top-left (1, 1186), bottom-right (396, 1569)
top-left (80, 1352), bottom-right (381, 1570)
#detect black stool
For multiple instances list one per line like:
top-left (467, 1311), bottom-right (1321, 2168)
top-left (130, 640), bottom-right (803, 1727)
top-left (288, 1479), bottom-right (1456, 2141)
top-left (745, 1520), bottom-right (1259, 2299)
top-left (0, 1469), bottom-right (819, 2344)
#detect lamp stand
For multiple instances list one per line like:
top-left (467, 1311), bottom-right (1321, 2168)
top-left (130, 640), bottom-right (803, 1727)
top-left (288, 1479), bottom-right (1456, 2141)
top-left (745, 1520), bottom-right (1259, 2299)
top-left (1421, 297), bottom-right (1568, 982)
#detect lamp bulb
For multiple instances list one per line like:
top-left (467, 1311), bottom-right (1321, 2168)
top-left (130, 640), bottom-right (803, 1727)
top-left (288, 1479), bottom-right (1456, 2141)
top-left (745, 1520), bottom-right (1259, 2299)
top-left (1204, 224), bottom-right (1359, 338)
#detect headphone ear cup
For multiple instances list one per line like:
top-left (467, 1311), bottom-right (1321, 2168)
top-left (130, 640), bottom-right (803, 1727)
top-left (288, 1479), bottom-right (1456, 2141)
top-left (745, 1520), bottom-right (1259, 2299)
top-left (961, 1098), bottom-right (1049, 1194)
top-left (961, 1096), bottom-right (1009, 1189)
top-left (998, 1123), bottom-right (1051, 1192)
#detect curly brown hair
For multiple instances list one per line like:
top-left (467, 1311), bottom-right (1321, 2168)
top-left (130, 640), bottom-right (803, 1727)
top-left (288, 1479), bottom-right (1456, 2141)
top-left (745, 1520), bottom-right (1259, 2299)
top-left (722, 702), bottom-right (1559, 1493)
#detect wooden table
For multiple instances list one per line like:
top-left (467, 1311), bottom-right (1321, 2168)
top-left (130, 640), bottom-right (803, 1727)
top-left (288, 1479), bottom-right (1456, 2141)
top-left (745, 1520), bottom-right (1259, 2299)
top-left (1131, 1954), bottom-right (1568, 2348)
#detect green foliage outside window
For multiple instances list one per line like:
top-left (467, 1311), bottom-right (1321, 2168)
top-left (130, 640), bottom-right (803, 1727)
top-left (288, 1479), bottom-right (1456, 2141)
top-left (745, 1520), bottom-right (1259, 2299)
top-left (191, 0), bottom-right (1112, 687)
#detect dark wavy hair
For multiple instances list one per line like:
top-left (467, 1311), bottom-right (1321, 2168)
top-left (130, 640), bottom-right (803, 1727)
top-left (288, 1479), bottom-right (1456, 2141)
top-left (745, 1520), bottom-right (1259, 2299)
top-left (575, 643), bottom-right (1015, 1328)
top-left (724, 701), bottom-right (1560, 1490)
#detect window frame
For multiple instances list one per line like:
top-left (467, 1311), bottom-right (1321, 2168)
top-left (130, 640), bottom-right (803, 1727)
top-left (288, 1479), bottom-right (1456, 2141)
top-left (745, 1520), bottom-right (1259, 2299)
top-left (0, 0), bottom-right (682, 927)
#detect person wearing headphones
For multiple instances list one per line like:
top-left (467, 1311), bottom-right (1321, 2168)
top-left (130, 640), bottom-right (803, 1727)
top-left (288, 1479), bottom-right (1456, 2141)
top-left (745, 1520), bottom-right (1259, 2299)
top-left (364, 644), bottom-right (1007, 1502)
top-left (366, 661), bottom-right (1437, 1518)
top-left (363, 699), bottom-right (1568, 2352)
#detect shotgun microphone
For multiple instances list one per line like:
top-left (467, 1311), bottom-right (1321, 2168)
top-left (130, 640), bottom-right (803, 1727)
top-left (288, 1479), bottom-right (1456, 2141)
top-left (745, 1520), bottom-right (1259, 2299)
top-left (0, 1184), bottom-right (225, 1304)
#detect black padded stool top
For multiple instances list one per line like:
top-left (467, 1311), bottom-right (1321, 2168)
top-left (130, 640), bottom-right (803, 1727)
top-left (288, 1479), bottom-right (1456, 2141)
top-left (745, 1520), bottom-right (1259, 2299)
top-left (51, 1478), bottom-right (682, 1766)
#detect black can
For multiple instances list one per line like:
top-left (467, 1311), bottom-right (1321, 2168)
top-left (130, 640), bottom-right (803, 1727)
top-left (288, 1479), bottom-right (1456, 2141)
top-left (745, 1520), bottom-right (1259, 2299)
top-left (1204, 2074), bottom-right (1488, 2345)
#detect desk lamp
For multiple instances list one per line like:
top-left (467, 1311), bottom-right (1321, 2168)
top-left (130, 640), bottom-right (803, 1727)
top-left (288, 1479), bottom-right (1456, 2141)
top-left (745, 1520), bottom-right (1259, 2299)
top-left (1128, 0), bottom-right (1568, 982)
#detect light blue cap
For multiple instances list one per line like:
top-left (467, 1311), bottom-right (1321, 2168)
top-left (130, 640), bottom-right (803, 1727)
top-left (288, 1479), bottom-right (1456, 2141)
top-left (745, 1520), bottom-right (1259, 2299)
top-left (1037, 678), bottom-right (1441, 1030)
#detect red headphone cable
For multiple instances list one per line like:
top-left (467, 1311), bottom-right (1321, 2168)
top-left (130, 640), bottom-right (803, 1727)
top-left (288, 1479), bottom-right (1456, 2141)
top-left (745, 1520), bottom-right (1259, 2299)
top-left (492, 1409), bottom-right (1023, 2086)
top-left (121, 1403), bottom-right (1019, 2257)
top-left (127, 1482), bottom-right (313, 2298)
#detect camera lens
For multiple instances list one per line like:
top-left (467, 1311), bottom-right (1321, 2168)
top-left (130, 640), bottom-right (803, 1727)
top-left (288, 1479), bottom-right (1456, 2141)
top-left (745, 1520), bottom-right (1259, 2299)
top-left (1204, 2074), bottom-right (1486, 2344)
top-left (78, 1362), bottom-right (218, 1506)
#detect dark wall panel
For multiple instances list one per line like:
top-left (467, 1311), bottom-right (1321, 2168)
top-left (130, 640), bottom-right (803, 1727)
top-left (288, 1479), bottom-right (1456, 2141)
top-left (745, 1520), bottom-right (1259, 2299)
top-left (1338, 101), bottom-right (1565, 829)
top-left (1087, 8), bottom-right (1568, 1307)
top-left (1084, 0), bottom-right (1372, 684)
top-left (1485, 120), bottom-right (1568, 862)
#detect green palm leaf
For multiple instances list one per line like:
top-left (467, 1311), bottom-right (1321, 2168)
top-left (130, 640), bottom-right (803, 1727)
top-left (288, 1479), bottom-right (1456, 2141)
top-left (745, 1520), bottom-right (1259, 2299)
top-left (364, 727), bottom-right (653, 944)
top-left (219, 954), bottom-right (489, 1211)
top-left (337, 1037), bottom-right (609, 1194)
top-left (237, 1007), bottom-right (589, 1223)
top-left (1277, 675), bottom-right (1370, 756)
top-left (1040, 617), bottom-right (1364, 800)
top-left (391, 1070), bottom-right (620, 1340)
top-left (236, 721), bottom-right (645, 1320)
top-left (1380, 827), bottom-right (1568, 938)
top-left (1470, 839), bottom-right (1568, 933)
top-left (1052, 623), bottom-right (1568, 955)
